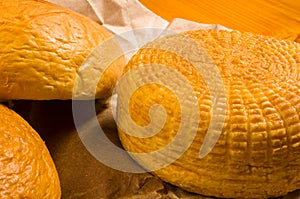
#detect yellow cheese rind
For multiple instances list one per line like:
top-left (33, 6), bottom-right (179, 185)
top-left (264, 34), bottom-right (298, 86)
top-left (0, 0), bottom-right (124, 100)
top-left (118, 30), bottom-right (300, 198)
top-left (0, 104), bottom-right (61, 198)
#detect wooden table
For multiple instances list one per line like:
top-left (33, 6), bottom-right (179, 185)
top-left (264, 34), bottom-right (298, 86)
top-left (140, 0), bottom-right (300, 42)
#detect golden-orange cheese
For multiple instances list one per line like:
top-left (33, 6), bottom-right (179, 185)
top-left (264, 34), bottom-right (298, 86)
top-left (0, 104), bottom-right (61, 198)
top-left (118, 30), bottom-right (300, 198)
top-left (0, 0), bottom-right (124, 100)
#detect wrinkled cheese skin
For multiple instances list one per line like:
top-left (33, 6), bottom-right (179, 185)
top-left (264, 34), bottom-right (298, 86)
top-left (118, 30), bottom-right (300, 198)
top-left (0, 0), bottom-right (124, 100)
top-left (0, 104), bottom-right (61, 198)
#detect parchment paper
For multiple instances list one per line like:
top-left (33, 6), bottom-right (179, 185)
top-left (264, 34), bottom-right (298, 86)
top-left (26, 0), bottom-right (299, 198)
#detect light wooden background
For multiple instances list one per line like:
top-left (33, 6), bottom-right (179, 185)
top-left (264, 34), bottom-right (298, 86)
top-left (140, 0), bottom-right (300, 42)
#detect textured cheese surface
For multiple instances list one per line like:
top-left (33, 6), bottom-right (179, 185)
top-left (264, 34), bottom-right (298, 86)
top-left (118, 30), bottom-right (300, 198)
top-left (0, 0), bottom-right (124, 100)
top-left (0, 104), bottom-right (61, 198)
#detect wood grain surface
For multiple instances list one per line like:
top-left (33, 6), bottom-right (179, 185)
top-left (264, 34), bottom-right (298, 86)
top-left (139, 0), bottom-right (300, 42)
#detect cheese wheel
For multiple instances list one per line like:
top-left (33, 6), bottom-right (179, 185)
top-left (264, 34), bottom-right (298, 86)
top-left (118, 30), bottom-right (300, 198)
top-left (0, 0), bottom-right (124, 100)
top-left (0, 104), bottom-right (61, 198)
